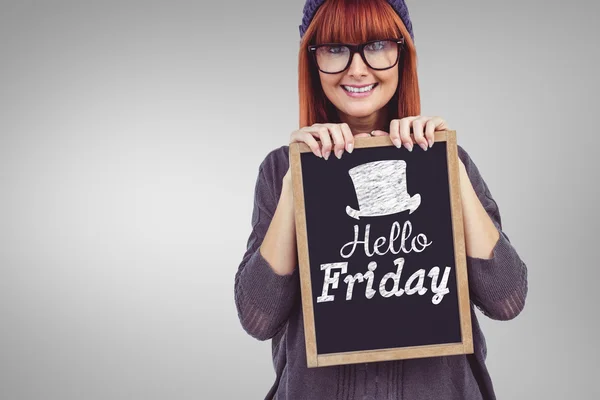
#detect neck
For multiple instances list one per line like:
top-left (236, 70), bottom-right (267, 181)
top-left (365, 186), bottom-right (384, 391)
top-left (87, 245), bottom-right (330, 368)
top-left (337, 107), bottom-right (389, 135)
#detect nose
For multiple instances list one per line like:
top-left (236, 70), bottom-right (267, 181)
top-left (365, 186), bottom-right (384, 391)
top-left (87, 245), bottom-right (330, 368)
top-left (347, 52), bottom-right (369, 77)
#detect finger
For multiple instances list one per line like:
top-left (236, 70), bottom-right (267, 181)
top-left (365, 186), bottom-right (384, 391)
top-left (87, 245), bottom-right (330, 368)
top-left (398, 118), bottom-right (413, 152)
top-left (412, 117), bottom-right (429, 151)
top-left (298, 126), bottom-right (326, 157)
top-left (326, 124), bottom-right (346, 159)
top-left (340, 123), bottom-right (355, 153)
top-left (291, 130), bottom-right (322, 158)
top-left (432, 116), bottom-right (449, 131)
top-left (424, 119), bottom-right (436, 148)
top-left (314, 126), bottom-right (333, 160)
top-left (389, 119), bottom-right (402, 148)
top-left (354, 132), bottom-right (371, 138)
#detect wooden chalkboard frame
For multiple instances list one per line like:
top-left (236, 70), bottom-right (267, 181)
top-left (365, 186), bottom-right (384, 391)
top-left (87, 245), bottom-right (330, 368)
top-left (289, 130), bottom-right (473, 368)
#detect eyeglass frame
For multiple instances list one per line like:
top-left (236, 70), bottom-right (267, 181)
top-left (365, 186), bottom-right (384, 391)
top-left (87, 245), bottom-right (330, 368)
top-left (308, 38), bottom-right (405, 74)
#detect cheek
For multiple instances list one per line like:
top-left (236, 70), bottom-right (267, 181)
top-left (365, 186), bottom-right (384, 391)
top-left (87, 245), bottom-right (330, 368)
top-left (319, 78), bottom-right (344, 106)
top-left (321, 77), bottom-right (339, 94)
top-left (386, 78), bottom-right (399, 94)
top-left (383, 70), bottom-right (399, 87)
top-left (381, 73), bottom-right (399, 97)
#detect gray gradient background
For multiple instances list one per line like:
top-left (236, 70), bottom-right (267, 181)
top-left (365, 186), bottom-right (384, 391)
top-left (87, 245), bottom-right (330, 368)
top-left (0, 0), bottom-right (597, 399)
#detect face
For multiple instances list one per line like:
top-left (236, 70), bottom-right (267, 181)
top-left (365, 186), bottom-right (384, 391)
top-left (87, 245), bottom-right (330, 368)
top-left (318, 49), bottom-right (399, 122)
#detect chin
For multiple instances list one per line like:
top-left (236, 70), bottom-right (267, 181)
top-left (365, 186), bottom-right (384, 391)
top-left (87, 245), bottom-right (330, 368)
top-left (350, 111), bottom-right (375, 118)
top-left (341, 105), bottom-right (378, 118)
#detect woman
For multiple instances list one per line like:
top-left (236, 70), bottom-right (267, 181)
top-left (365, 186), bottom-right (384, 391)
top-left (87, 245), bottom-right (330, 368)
top-left (234, 0), bottom-right (528, 398)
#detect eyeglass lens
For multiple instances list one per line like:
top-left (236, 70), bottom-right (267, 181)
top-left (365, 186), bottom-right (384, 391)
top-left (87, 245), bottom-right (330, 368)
top-left (315, 40), bottom-right (398, 73)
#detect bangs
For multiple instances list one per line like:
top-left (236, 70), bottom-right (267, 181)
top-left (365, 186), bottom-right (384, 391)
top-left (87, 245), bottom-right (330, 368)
top-left (312, 0), bottom-right (402, 44)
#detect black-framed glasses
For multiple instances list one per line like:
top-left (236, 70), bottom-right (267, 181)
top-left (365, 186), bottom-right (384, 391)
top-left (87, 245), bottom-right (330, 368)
top-left (308, 38), bottom-right (405, 74)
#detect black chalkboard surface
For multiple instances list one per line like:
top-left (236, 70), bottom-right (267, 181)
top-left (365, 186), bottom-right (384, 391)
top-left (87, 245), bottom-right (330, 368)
top-left (289, 130), bottom-right (473, 368)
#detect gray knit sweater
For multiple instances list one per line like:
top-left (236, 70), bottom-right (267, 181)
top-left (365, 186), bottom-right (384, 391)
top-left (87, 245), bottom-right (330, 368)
top-left (234, 144), bottom-right (528, 400)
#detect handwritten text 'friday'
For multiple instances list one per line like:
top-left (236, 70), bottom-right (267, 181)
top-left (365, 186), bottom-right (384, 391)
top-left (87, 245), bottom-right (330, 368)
top-left (316, 221), bottom-right (451, 305)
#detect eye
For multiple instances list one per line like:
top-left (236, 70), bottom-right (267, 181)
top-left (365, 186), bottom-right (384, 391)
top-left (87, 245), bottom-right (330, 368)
top-left (316, 45), bottom-right (349, 59)
top-left (366, 41), bottom-right (386, 51)
top-left (326, 45), bottom-right (346, 54)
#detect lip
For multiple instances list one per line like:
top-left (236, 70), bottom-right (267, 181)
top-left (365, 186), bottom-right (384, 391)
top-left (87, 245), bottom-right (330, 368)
top-left (341, 83), bottom-right (378, 98)
top-left (341, 83), bottom-right (377, 88)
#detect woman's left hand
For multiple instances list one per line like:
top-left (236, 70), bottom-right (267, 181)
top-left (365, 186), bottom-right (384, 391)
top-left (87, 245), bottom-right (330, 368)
top-left (372, 115), bottom-right (449, 152)
top-left (373, 116), bottom-right (495, 256)
top-left (372, 114), bottom-right (469, 192)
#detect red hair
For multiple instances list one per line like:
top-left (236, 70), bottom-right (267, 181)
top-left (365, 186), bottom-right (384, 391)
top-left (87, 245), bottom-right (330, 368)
top-left (298, 0), bottom-right (420, 129)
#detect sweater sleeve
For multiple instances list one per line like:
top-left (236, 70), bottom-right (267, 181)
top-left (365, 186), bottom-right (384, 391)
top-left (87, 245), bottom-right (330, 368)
top-left (234, 163), bottom-right (300, 341)
top-left (459, 147), bottom-right (529, 321)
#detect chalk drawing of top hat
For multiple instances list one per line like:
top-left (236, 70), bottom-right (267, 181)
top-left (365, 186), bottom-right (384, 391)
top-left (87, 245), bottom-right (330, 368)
top-left (346, 159), bottom-right (421, 220)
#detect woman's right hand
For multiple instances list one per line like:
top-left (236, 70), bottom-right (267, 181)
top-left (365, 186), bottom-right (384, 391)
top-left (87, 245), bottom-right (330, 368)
top-left (290, 122), bottom-right (358, 160)
top-left (285, 123), bottom-right (373, 182)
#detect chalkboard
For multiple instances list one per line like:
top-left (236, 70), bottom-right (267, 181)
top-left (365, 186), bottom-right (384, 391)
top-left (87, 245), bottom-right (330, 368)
top-left (289, 130), bottom-right (473, 368)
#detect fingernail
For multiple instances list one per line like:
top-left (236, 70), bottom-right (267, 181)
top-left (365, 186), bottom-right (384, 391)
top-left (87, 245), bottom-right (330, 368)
top-left (335, 149), bottom-right (343, 159)
top-left (316, 149), bottom-right (323, 158)
top-left (324, 150), bottom-right (330, 160)
top-left (428, 138), bottom-right (434, 148)
top-left (393, 138), bottom-right (402, 148)
top-left (404, 142), bottom-right (413, 152)
top-left (420, 142), bottom-right (428, 151)
top-left (347, 143), bottom-right (354, 153)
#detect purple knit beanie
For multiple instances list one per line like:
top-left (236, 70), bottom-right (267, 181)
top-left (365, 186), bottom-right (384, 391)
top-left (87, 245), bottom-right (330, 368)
top-left (299, 0), bottom-right (414, 42)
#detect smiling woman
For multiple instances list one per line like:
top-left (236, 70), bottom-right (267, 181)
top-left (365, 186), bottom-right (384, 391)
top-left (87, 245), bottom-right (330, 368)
top-left (298, 0), bottom-right (420, 134)
top-left (234, 0), bottom-right (529, 399)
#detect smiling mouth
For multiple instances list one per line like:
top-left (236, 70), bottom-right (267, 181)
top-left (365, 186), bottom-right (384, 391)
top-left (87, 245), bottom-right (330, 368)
top-left (341, 83), bottom-right (378, 93)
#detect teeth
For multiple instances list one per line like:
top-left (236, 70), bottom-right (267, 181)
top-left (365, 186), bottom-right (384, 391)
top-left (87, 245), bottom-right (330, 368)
top-left (343, 84), bottom-right (375, 93)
